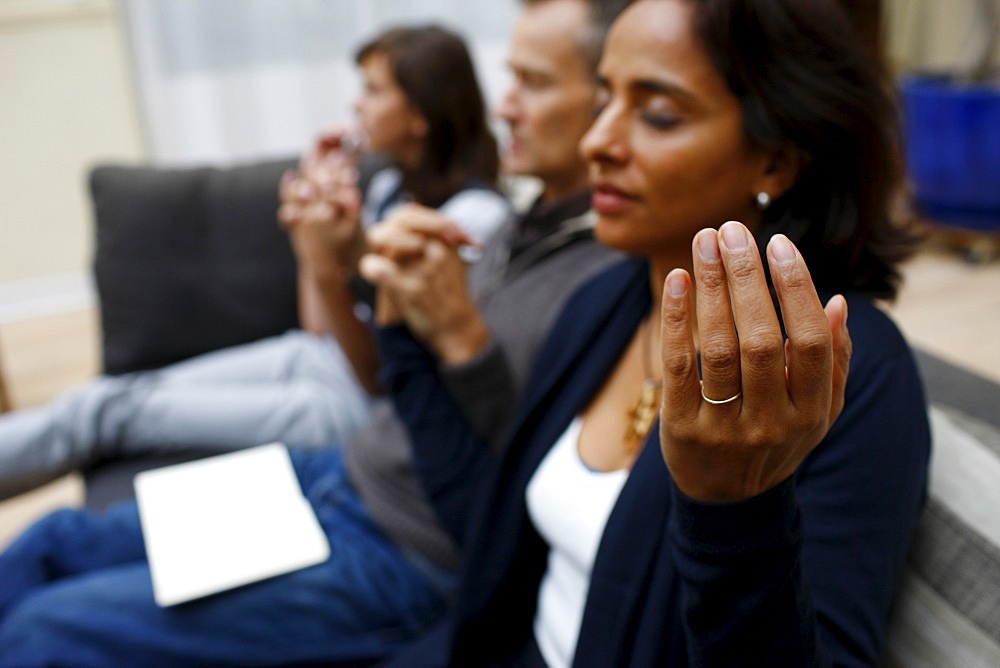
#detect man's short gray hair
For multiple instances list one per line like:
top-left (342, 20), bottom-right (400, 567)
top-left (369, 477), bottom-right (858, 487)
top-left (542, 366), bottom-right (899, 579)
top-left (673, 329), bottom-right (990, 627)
top-left (522, 0), bottom-right (637, 73)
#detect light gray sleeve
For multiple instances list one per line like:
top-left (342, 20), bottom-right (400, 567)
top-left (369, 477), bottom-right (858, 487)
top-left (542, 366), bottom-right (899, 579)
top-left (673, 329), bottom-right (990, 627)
top-left (439, 189), bottom-right (512, 244)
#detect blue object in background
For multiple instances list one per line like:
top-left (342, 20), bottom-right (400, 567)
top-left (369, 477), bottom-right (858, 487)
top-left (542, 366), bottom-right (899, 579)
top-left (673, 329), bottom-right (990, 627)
top-left (901, 75), bottom-right (1000, 231)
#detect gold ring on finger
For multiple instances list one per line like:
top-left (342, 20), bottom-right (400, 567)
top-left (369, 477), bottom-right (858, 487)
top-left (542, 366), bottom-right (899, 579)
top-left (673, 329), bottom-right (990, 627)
top-left (700, 380), bottom-right (742, 405)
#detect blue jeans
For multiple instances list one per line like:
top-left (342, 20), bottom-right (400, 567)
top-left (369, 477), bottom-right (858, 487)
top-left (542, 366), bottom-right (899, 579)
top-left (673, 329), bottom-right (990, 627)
top-left (0, 449), bottom-right (450, 665)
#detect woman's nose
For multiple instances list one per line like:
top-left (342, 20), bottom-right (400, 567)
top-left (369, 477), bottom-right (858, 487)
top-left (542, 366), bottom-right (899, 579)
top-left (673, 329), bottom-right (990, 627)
top-left (580, 104), bottom-right (628, 165)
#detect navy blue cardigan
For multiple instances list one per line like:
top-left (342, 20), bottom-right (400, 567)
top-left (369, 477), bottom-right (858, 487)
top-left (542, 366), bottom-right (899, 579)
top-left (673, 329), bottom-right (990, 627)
top-left (378, 257), bottom-right (930, 666)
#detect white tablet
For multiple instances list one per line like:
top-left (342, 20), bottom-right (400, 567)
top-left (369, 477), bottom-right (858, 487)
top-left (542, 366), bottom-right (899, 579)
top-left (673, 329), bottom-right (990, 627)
top-left (135, 443), bottom-right (330, 607)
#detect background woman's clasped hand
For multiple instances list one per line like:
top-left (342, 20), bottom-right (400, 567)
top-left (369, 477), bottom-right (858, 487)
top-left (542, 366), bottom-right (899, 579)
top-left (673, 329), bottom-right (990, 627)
top-left (659, 220), bottom-right (853, 503)
top-left (277, 128), bottom-right (367, 280)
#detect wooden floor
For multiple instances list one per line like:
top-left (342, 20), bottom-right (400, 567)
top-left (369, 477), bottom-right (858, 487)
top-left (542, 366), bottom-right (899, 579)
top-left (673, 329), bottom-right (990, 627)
top-left (0, 240), bottom-right (998, 550)
top-left (0, 308), bottom-right (99, 548)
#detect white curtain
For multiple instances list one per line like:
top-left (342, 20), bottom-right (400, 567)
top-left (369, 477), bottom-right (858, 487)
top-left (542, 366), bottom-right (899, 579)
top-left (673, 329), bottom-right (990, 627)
top-left (122, 0), bottom-right (520, 166)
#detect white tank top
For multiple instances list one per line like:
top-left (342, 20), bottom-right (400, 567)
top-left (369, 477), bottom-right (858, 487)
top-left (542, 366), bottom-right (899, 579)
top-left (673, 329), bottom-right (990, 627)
top-left (526, 416), bottom-right (629, 667)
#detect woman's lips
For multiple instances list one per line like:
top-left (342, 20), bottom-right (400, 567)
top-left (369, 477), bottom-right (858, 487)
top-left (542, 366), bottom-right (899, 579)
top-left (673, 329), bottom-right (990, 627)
top-left (591, 182), bottom-right (636, 214)
top-left (504, 134), bottom-right (524, 155)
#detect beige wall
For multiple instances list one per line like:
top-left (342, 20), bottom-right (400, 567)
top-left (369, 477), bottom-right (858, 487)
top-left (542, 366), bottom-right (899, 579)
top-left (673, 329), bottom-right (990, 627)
top-left (886, 0), bottom-right (1000, 73)
top-left (0, 0), bottom-right (145, 289)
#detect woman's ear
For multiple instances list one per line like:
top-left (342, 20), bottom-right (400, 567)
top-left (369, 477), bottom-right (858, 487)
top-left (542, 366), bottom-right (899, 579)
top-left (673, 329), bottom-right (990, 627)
top-left (409, 113), bottom-right (430, 140)
top-left (754, 146), bottom-right (806, 202)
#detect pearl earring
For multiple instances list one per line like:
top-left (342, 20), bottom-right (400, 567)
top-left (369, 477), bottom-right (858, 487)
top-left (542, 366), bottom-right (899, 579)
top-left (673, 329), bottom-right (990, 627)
top-left (756, 191), bottom-right (771, 210)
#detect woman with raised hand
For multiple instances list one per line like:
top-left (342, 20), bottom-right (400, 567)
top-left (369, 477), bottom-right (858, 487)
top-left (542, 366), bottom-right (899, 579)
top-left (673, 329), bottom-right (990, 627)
top-left (369, 1), bottom-right (930, 664)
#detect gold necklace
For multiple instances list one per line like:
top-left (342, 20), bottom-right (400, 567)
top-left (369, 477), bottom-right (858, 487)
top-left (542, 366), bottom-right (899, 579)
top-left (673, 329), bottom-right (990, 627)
top-left (623, 318), bottom-right (661, 454)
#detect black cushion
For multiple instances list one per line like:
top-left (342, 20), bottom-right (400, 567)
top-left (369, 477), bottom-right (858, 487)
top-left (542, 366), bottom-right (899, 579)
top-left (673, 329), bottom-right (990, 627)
top-left (89, 158), bottom-right (300, 375)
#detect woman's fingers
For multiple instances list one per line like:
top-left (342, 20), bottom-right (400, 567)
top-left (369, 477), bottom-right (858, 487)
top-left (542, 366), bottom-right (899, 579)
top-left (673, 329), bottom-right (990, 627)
top-left (315, 125), bottom-right (365, 157)
top-left (315, 127), bottom-right (350, 154)
top-left (358, 251), bottom-right (437, 333)
top-left (368, 206), bottom-right (479, 262)
top-left (766, 234), bottom-right (834, 420)
top-left (386, 205), bottom-right (480, 248)
top-left (299, 199), bottom-right (335, 226)
top-left (358, 253), bottom-right (399, 286)
top-left (718, 221), bottom-right (785, 410)
top-left (279, 169), bottom-right (320, 205)
top-left (660, 268), bottom-right (702, 421)
top-left (358, 254), bottom-right (406, 326)
top-left (294, 137), bottom-right (360, 204)
top-left (328, 182), bottom-right (362, 219)
top-left (279, 169), bottom-right (297, 204)
top-left (692, 228), bottom-right (742, 409)
top-left (277, 202), bottom-right (300, 229)
top-left (824, 294), bottom-right (852, 425)
top-left (367, 225), bottom-right (429, 261)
